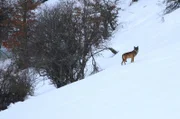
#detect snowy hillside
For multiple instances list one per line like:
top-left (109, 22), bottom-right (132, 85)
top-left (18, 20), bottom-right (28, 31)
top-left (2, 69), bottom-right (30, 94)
top-left (1, 0), bottom-right (180, 119)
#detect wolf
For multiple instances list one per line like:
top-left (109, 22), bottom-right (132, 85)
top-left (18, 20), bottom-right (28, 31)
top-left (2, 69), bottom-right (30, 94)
top-left (121, 46), bottom-right (139, 65)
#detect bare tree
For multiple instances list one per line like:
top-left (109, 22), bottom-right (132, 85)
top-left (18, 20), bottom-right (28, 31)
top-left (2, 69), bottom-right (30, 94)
top-left (31, 0), bottom-right (120, 88)
top-left (0, 0), bottom-right (13, 47)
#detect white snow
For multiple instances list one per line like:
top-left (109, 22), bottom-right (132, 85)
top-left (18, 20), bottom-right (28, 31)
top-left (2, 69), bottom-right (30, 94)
top-left (1, 0), bottom-right (180, 119)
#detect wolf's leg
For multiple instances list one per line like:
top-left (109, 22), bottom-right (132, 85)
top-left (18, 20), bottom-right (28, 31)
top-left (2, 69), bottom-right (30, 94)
top-left (122, 60), bottom-right (126, 65)
top-left (131, 57), bottom-right (134, 63)
top-left (122, 55), bottom-right (125, 65)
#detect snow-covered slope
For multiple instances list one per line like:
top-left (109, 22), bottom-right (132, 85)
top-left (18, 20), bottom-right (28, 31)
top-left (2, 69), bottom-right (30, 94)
top-left (1, 0), bottom-right (180, 119)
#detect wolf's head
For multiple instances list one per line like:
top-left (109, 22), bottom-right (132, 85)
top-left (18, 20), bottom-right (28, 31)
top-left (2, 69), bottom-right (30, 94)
top-left (134, 46), bottom-right (139, 53)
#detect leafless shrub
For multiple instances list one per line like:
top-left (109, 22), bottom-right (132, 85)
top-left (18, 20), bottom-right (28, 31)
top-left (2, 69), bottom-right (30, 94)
top-left (0, 63), bottom-right (34, 111)
top-left (31, 0), bottom-right (120, 88)
top-left (164, 0), bottom-right (180, 14)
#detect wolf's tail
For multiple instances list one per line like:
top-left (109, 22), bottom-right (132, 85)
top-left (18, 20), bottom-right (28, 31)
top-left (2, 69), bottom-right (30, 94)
top-left (122, 55), bottom-right (126, 62)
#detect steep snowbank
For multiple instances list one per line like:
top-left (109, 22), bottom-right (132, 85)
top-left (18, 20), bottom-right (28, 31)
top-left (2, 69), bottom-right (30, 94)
top-left (0, 0), bottom-right (180, 119)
